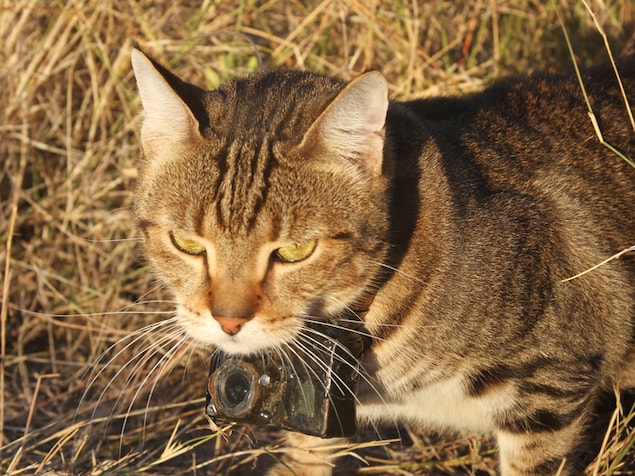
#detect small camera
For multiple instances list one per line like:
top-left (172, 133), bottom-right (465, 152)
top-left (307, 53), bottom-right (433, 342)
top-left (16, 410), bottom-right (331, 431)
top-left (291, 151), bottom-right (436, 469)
top-left (205, 321), bottom-right (366, 438)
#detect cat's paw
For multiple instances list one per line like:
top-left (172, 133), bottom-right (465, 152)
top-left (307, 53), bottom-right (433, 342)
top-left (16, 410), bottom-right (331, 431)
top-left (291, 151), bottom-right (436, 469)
top-left (265, 432), bottom-right (343, 476)
top-left (265, 461), bottom-right (333, 476)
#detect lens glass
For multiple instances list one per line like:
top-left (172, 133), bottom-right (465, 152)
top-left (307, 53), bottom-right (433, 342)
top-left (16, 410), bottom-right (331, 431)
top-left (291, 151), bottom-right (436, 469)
top-left (224, 371), bottom-right (250, 407)
top-left (290, 380), bottom-right (316, 418)
top-left (213, 360), bottom-right (258, 417)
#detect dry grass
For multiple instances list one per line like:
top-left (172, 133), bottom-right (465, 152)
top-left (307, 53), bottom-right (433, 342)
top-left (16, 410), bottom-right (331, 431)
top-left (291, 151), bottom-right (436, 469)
top-left (1, 0), bottom-right (634, 474)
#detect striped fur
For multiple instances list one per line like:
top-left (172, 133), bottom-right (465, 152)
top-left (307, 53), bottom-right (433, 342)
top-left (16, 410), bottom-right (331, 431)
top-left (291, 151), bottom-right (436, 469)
top-left (132, 48), bottom-right (635, 475)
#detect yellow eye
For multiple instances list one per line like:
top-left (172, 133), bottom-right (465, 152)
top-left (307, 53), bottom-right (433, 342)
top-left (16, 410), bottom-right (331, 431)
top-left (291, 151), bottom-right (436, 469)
top-left (275, 240), bottom-right (317, 263)
top-left (170, 232), bottom-right (206, 256)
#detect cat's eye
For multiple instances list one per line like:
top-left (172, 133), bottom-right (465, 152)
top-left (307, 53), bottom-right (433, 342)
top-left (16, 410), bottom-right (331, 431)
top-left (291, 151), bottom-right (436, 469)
top-left (275, 240), bottom-right (317, 263)
top-left (170, 232), bottom-right (206, 256)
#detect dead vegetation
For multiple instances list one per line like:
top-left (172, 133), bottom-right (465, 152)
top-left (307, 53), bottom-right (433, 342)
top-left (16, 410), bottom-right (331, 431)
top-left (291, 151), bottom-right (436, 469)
top-left (1, 0), bottom-right (634, 474)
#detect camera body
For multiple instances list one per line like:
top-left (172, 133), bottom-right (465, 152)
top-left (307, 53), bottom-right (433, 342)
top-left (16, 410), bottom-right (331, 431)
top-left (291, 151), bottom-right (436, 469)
top-left (205, 321), bottom-right (366, 438)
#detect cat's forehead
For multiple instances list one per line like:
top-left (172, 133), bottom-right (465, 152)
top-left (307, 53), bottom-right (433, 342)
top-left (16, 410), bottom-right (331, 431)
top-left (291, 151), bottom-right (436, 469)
top-left (143, 143), bottom-right (324, 237)
top-left (202, 70), bottom-right (344, 139)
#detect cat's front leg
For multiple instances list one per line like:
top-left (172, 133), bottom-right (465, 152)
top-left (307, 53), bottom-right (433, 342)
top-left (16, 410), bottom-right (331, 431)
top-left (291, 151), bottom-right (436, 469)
top-left (496, 413), bottom-right (587, 476)
top-left (266, 432), bottom-right (345, 476)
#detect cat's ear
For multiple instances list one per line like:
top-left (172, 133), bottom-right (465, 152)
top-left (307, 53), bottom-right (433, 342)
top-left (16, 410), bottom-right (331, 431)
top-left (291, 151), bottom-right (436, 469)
top-left (131, 48), bottom-right (202, 161)
top-left (304, 71), bottom-right (388, 176)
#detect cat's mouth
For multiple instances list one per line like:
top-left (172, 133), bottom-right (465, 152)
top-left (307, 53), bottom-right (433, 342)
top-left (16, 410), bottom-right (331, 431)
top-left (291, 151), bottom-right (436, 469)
top-left (177, 293), bottom-right (375, 356)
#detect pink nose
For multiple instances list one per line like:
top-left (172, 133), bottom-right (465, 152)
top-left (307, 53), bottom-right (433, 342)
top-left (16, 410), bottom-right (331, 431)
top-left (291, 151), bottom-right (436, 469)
top-left (213, 316), bottom-right (250, 335)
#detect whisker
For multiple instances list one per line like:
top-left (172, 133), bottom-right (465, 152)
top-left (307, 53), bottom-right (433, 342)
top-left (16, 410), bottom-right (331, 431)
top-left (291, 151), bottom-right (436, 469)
top-left (84, 237), bottom-right (143, 243)
top-left (132, 281), bottom-right (177, 307)
top-left (265, 342), bottom-right (334, 429)
top-left (320, 295), bottom-right (441, 332)
top-left (293, 333), bottom-right (395, 445)
top-left (10, 306), bottom-right (176, 319)
top-left (279, 342), bottom-right (320, 410)
top-left (290, 336), bottom-right (349, 396)
top-left (368, 260), bottom-right (425, 285)
top-left (76, 318), bottom-right (181, 419)
top-left (336, 317), bottom-right (440, 330)
top-left (111, 325), bottom-right (187, 454)
top-left (99, 324), bottom-right (183, 415)
top-left (77, 319), bottom-right (184, 452)
top-left (133, 333), bottom-right (192, 448)
top-left (298, 326), bottom-right (404, 445)
top-left (302, 317), bottom-right (384, 344)
top-left (304, 315), bottom-right (441, 368)
top-left (180, 340), bottom-right (205, 382)
top-left (297, 329), bottom-right (380, 403)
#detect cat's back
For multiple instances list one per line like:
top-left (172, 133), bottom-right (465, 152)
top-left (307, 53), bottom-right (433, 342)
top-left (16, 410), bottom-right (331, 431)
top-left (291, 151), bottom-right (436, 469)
top-left (396, 57), bottom-right (634, 250)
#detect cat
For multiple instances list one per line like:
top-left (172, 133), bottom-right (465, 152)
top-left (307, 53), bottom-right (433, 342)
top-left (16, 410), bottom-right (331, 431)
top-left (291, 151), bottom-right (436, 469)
top-left (130, 46), bottom-right (635, 476)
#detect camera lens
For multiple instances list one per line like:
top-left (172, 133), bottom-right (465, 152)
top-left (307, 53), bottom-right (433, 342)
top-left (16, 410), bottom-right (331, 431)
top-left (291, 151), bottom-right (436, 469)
top-left (223, 371), bottom-right (251, 406)
top-left (211, 359), bottom-right (259, 417)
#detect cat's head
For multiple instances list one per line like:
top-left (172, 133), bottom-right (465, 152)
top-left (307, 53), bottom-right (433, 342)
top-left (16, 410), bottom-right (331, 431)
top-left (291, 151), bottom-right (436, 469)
top-left (131, 49), bottom-right (391, 356)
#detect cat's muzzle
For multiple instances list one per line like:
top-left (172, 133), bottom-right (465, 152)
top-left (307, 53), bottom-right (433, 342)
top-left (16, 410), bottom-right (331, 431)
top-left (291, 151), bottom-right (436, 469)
top-left (205, 320), bottom-right (366, 438)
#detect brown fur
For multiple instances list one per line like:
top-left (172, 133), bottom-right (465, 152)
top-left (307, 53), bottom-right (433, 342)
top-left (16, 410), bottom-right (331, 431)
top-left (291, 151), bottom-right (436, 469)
top-left (131, 48), bottom-right (635, 475)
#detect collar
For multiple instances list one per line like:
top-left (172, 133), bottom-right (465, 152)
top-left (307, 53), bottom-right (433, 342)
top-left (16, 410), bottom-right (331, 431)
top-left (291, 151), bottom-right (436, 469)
top-left (351, 292), bottom-right (377, 316)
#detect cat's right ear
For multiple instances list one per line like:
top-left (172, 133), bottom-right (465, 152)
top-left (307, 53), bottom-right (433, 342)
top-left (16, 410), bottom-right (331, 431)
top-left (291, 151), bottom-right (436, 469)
top-left (131, 48), bottom-right (201, 162)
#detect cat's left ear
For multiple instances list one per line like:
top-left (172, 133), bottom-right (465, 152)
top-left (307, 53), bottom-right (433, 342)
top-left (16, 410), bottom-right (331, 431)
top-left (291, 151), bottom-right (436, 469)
top-left (304, 71), bottom-right (388, 177)
top-left (131, 48), bottom-right (202, 162)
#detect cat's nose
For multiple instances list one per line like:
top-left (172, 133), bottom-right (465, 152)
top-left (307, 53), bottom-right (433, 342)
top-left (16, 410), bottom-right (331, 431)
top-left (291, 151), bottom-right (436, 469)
top-left (213, 315), bottom-right (250, 335)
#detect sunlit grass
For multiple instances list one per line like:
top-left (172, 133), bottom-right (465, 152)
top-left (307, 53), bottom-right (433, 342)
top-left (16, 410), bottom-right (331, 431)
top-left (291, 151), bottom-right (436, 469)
top-left (1, 0), bottom-right (633, 474)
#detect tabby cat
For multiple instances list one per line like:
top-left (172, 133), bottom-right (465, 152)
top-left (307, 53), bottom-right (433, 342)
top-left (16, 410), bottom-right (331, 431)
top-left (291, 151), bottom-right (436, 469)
top-left (130, 47), bottom-right (635, 475)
